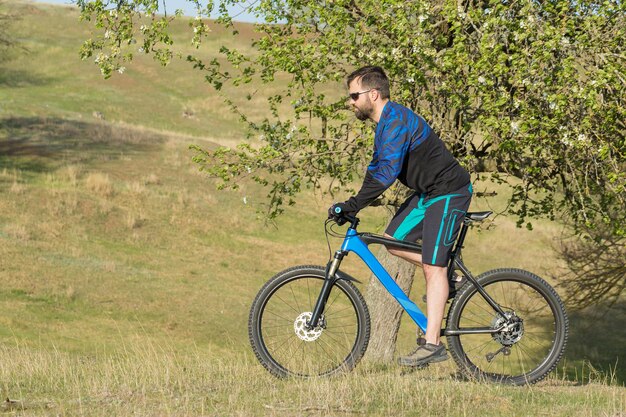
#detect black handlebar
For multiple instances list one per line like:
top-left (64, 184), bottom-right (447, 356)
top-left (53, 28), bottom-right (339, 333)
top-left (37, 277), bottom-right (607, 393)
top-left (329, 205), bottom-right (359, 228)
top-left (334, 213), bottom-right (359, 228)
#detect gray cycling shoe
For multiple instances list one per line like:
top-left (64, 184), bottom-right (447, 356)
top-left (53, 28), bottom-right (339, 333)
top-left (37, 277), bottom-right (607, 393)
top-left (398, 342), bottom-right (449, 367)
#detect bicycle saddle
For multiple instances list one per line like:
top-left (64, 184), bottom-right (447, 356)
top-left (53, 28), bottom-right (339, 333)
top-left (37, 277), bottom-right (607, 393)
top-left (465, 211), bottom-right (493, 222)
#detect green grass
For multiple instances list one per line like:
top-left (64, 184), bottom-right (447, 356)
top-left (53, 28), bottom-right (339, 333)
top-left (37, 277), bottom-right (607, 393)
top-left (0, 2), bottom-right (624, 416)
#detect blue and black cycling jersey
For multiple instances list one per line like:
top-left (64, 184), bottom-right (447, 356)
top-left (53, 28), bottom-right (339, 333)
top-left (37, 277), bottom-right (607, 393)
top-left (345, 101), bottom-right (471, 213)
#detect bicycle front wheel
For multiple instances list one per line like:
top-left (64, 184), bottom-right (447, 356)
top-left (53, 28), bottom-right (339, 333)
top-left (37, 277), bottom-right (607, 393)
top-left (446, 268), bottom-right (568, 385)
top-left (249, 265), bottom-right (370, 377)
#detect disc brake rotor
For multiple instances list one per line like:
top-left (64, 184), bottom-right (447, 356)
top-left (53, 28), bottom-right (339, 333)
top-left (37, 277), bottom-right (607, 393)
top-left (294, 312), bottom-right (325, 342)
top-left (491, 311), bottom-right (524, 346)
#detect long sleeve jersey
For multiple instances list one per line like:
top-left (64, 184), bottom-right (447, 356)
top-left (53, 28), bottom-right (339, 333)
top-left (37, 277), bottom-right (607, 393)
top-left (346, 101), bottom-right (471, 212)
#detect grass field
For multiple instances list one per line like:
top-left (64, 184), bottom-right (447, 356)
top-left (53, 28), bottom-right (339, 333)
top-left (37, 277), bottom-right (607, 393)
top-left (0, 2), bottom-right (624, 416)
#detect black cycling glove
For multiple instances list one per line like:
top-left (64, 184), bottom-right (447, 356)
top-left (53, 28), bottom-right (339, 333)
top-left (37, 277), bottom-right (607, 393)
top-left (328, 201), bottom-right (355, 221)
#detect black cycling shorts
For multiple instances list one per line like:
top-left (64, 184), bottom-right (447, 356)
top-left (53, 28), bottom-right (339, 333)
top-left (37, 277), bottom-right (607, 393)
top-left (385, 183), bottom-right (473, 267)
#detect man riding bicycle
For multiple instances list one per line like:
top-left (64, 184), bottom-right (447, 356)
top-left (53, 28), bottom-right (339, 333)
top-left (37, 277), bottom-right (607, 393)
top-left (328, 66), bottom-right (472, 367)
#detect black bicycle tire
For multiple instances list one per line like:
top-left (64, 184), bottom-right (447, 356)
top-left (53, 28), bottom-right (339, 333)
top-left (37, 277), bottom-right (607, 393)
top-left (446, 268), bottom-right (568, 385)
top-left (248, 265), bottom-right (370, 377)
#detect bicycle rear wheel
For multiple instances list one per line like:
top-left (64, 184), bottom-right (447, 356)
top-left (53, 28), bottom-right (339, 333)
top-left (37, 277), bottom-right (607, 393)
top-left (446, 268), bottom-right (568, 385)
top-left (249, 265), bottom-right (370, 377)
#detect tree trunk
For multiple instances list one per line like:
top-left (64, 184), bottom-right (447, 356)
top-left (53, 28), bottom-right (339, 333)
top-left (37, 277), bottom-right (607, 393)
top-left (363, 244), bottom-right (417, 363)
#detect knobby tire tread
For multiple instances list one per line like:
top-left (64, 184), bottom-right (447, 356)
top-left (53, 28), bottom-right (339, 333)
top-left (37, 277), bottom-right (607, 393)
top-left (446, 268), bottom-right (568, 385)
top-left (248, 265), bottom-right (370, 378)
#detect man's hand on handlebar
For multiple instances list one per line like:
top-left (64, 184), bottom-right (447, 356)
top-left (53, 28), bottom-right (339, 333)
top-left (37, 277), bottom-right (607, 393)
top-left (328, 202), bottom-right (356, 225)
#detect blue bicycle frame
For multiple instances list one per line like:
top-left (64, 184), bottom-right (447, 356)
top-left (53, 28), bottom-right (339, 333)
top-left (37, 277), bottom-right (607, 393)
top-left (308, 212), bottom-right (506, 335)
top-left (340, 228), bottom-right (429, 331)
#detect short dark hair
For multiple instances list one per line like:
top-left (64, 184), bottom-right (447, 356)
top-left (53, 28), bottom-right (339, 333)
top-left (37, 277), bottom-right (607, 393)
top-left (346, 66), bottom-right (390, 99)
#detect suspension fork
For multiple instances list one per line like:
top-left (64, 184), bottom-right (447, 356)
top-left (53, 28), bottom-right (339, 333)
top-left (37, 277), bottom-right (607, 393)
top-left (307, 250), bottom-right (346, 329)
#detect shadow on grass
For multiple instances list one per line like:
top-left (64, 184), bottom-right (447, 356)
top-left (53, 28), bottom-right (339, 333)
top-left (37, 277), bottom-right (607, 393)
top-left (563, 299), bottom-right (626, 385)
top-left (0, 67), bottom-right (54, 88)
top-left (0, 116), bottom-right (167, 175)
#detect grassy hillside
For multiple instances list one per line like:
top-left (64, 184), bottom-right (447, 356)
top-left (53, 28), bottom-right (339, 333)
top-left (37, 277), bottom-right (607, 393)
top-left (2, 1), bottom-right (273, 140)
top-left (0, 2), bottom-right (624, 416)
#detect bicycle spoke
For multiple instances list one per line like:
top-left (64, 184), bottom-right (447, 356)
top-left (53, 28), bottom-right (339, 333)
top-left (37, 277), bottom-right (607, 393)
top-left (252, 271), bottom-right (366, 377)
top-left (448, 271), bottom-right (566, 384)
top-left (290, 285), bottom-right (303, 313)
top-left (263, 308), bottom-right (297, 323)
top-left (272, 292), bottom-right (302, 315)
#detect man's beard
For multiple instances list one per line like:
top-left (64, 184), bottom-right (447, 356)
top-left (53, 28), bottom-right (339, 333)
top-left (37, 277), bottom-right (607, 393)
top-left (354, 108), bottom-right (370, 121)
top-left (353, 101), bottom-right (373, 121)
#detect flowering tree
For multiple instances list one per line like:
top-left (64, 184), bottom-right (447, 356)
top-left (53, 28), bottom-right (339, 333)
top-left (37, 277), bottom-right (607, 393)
top-left (78, 0), bottom-right (625, 359)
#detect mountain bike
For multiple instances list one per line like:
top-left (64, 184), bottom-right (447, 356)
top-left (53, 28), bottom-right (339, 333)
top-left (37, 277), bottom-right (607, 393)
top-left (248, 211), bottom-right (568, 385)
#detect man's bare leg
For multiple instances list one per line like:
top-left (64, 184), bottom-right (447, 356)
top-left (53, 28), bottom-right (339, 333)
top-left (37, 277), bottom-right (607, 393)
top-left (385, 233), bottom-right (450, 366)
top-left (383, 233), bottom-right (423, 266)
top-left (384, 233), bottom-right (448, 345)
top-left (422, 263), bottom-right (448, 345)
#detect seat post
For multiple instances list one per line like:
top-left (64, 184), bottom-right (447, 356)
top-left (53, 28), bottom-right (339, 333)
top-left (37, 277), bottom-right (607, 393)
top-left (456, 218), bottom-right (471, 249)
top-left (447, 219), bottom-right (470, 274)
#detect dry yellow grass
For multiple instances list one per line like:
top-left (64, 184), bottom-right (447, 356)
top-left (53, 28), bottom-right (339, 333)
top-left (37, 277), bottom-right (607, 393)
top-left (0, 342), bottom-right (623, 417)
top-left (4, 223), bottom-right (30, 241)
top-left (9, 181), bottom-right (26, 194)
top-left (84, 172), bottom-right (114, 198)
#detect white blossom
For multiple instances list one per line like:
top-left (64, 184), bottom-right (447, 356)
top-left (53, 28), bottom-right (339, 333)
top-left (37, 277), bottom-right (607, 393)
top-left (94, 52), bottom-right (108, 64)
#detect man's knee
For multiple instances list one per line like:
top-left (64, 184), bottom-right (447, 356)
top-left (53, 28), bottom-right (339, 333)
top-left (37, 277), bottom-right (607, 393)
top-left (423, 263), bottom-right (447, 278)
top-left (386, 246), bottom-right (402, 257)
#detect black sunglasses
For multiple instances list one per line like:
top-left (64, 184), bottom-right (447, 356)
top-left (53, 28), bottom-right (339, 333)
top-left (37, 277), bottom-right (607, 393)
top-left (348, 88), bottom-right (376, 101)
